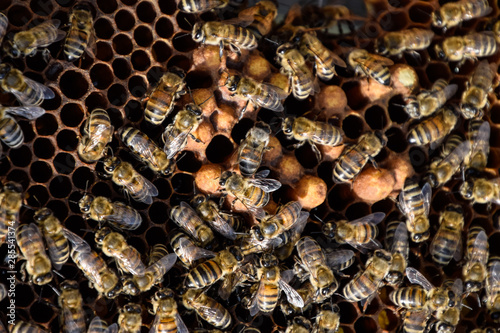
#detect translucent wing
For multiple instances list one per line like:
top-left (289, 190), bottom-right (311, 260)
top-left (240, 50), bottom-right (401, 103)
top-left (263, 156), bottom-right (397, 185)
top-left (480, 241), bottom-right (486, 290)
top-left (3, 106), bottom-right (45, 119)
top-left (247, 178), bottom-right (282, 192)
top-left (175, 313), bottom-right (189, 333)
top-left (176, 202), bottom-right (206, 237)
top-left (288, 211), bottom-right (309, 234)
top-left (219, 270), bottom-right (245, 300)
top-left (469, 121), bottom-right (490, 164)
top-left (31, 20), bottom-right (65, 46)
top-left (422, 183), bottom-right (432, 216)
top-left (208, 212), bottom-right (237, 240)
top-left (117, 171), bottom-right (158, 205)
top-left (20, 223), bottom-right (45, 252)
top-left (254, 169), bottom-right (270, 178)
top-left (172, 232), bottom-right (215, 265)
top-left (114, 249), bottom-right (146, 276)
top-left (451, 278), bottom-right (463, 297)
top-left (196, 300), bottom-right (226, 320)
top-left (145, 253), bottom-right (177, 276)
top-left (487, 261), bottom-right (500, 296)
top-left (436, 140), bottom-right (471, 170)
top-left (279, 279), bottom-right (304, 308)
top-left (439, 83), bottom-right (458, 100)
top-left (88, 316), bottom-right (111, 333)
top-left (105, 324), bottom-right (118, 333)
top-left (391, 222), bottom-right (409, 258)
top-left (164, 129), bottom-right (190, 159)
top-left (367, 53), bottom-right (394, 66)
top-left (63, 229), bottom-right (92, 253)
top-left (406, 267), bottom-right (434, 291)
top-left (326, 249), bottom-right (355, 269)
top-left (62, 306), bottom-right (83, 333)
top-left (349, 212), bottom-right (385, 226)
top-left (248, 283), bottom-right (262, 316)
top-left (468, 230), bottom-right (488, 264)
top-left (149, 313), bottom-right (160, 333)
top-left (107, 202), bottom-right (142, 230)
top-left (45, 232), bottom-right (67, 270)
top-left (23, 77), bottom-right (55, 99)
top-left (249, 83), bottom-right (287, 112)
top-left (124, 131), bottom-right (156, 164)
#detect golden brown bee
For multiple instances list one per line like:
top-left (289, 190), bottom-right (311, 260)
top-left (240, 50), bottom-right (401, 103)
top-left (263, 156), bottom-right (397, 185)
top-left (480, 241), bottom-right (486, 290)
top-left (64, 3), bottom-right (94, 61)
top-left (117, 303), bottom-right (142, 333)
top-left (63, 229), bottom-right (121, 298)
top-left (375, 28), bottom-right (434, 57)
top-left (275, 43), bottom-right (318, 100)
top-left (461, 60), bottom-right (497, 119)
top-left (95, 227), bottom-right (146, 276)
top-left (170, 201), bottom-right (214, 247)
top-left (463, 226), bottom-right (489, 296)
top-left (432, 0), bottom-right (492, 31)
top-left (0, 105), bottom-right (45, 150)
top-left (485, 257), bottom-right (500, 321)
top-left (252, 200), bottom-right (308, 241)
top-left (435, 32), bottom-right (497, 68)
top-left (347, 49), bottom-right (394, 86)
top-left (119, 127), bottom-right (174, 176)
top-left (162, 103), bottom-right (203, 159)
top-left (150, 289), bottom-right (188, 333)
top-left (144, 67), bottom-right (186, 125)
top-left (4, 19), bottom-right (65, 58)
top-left (0, 64), bottom-right (55, 106)
top-left (169, 230), bottom-right (215, 267)
top-left (34, 208), bottom-right (70, 270)
top-left (191, 194), bottom-right (238, 240)
top-left (178, 0), bottom-right (228, 13)
top-left (282, 116), bottom-right (344, 161)
top-left (236, 121), bottom-right (271, 177)
top-left (182, 289), bottom-right (232, 329)
top-left (0, 13), bottom-right (7, 44)
top-left (385, 222), bottom-right (409, 286)
top-left (400, 310), bottom-right (431, 333)
top-left (192, 21), bottom-right (258, 59)
top-left (87, 316), bottom-right (118, 333)
top-left (103, 156), bottom-right (159, 205)
top-left (79, 194), bottom-right (142, 230)
top-left (219, 170), bottom-right (281, 218)
top-left (0, 182), bottom-right (23, 243)
top-left (464, 120), bottom-right (490, 176)
top-left (407, 106), bottom-right (459, 149)
top-left (460, 177), bottom-right (500, 206)
top-left (322, 212), bottom-right (384, 253)
top-left (404, 79), bottom-right (458, 119)
top-left (77, 109), bottom-right (114, 163)
top-left (10, 321), bottom-right (48, 333)
top-left (237, 0), bottom-right (277, 38)
top-left (332, 131), bottom-right (387, 183)
top-left (58, 280), bottom-right (86, 333)
top-left (285, 316), bottom-right (313, 333)
top-left (223, 73), bottom-right (287, 118)
top-left (343, 249), bottom-right (392, 306)
top-left (16, 223), bottom-right (52, 285)
top-left (313, 303), bottom-right (340, 333)
top-left (430, 204), bottom-right (464, 266)
top-left (184, 246), bottom-right (244, 289)
top-left (398, 177), bottom-right (432, 243)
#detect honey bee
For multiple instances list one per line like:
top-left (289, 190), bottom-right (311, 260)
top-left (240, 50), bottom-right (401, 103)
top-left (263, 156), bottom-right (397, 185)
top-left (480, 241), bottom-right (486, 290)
top-left (117, 303), bottom-right (142, 333)
top-left (182, 289), bottom-right (232, 329)
top-left (103, 156), bottom-right (159, 205)
top-left (322, 212), bottom-right (384, 253)
top-left (464, 120), bottom-right (490, 176)
top-left (485, 257), bottom-right (500, 321)
top-left (385, 222), bottom-right (409, 286)
top-left (34, 208), bottom-right (70, 270)
top-left (398, 177), bottom-right (432, 243)
top-left (10, 321), bottom-right (48, 333)
top-left (285, 316), bottom-right (313, 333)
top-left (399, 310), bottom-right (431, 333)
top-left (332, 131), bottom-right (387, 183)
top-left (79, 194), bottom-right (142, 230)
top-left (0, 182), bottom-right (23, 243)
top-left (148, 244), bottom-right (169, 266)
top-left (347, 49), bottom-right (394, 86)
top-left (252, 200), bottom-right (308, 241)
top-left (184, 246), bottom-right (244, 289)
top-left (375, 28), bottom-right (435, 58)
top-left (150, 289), bottom-right (188, 333)
top-left (343, 249), bottom-right (392, 306)
top-left (432, 0), bottom-right (492, 31)
top-left (0, 105), bottom-right (45, 150)
top-left (0, 13), bottom-right (7, 44)
top-left (291, 28), bottom-right (347, 81)
top-left (64, 3), bottom-right (94, 61)
top-left (178, 0), bottom-right (228, 13)
top-left (63, 229), bottom-right (121, 298)
top-left (16, 223), bottom-right (52, 285)
top-left (275, 43), bottom-right (318, 100)
top-left (460, 177), bottom-right (500, 207)
top-left (463, 226), bottom-right (489, 297)
top-left (119, 127), bottom-right (174, 176)
top-left (404, 79), bottom-right (458, 119)
top-left (223, 73), bottom-right (287, 118)
top-left (430, 204), bottom-right (464, 266)
top-left (77, 109), bottom-right (114, 163)
top-left (192, 21), bottom-right (258, 59)
top-left (461, 60), bottom-right (497, 119)
top-left (170, 201), bottom-right (214, 247)
top-left (57, 280), bottom-right (86, 333)
top-left (0, 64), bottom-right (55, 106)
top-left (236, 121), bottom-right (271, 177)
top-left (434, 283), bottom-right (463, 333)
top-left (219, 170), bottom-right (281, 218)
top-left (313, 302), bottom-right (341, 333)
top-left (144, 67), bottom-right (186, 125)
top-left (169, 230), bottom-right (215, 267)
top-left (95, 227), bottom-right (146, 276)
top-left (87, 316), bottom-right (118, 333)
top-left (435, 32), bottom-right (497, 68)
top-left (191, 194), bottom-right (238, 240)
top-left (407, 106), bottom-right (459, 149)
top-left (237, 0), bottom-right (277, 38)
top-left (4, 20), bottom-right (65, 58)
top-left (282, 116), bottom-right (344, 161)
top-left (162, 103), bottom-right (203, 160)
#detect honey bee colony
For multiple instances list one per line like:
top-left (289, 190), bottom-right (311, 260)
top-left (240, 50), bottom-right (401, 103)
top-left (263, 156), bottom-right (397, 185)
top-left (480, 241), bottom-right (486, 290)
top-left (1, 0), bottom-right (500, 331)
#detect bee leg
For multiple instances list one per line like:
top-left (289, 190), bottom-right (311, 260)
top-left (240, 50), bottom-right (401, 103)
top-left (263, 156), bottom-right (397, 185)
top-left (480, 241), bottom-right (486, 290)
top-left (309, 142), bottom-right (322, 161)
top-left (240, 100), bottom-right (250, 119)
top-left (42, 48), bottom-right (52, 63)
top-left (219, 41), bottom-right (224, 61)
top-left (189, 133), bottom-right (203, 144)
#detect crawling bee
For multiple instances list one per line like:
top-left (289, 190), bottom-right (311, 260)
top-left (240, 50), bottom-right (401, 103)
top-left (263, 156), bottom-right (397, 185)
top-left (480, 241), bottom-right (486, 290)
top-left (282, 116), bottom-right (344, 161)
top-left (460, 177), bottom-right (500, 206)
top-left (461, 60), bottom-right (497, 119)
top-left (464, 120), bottom-right (490, 176)
top-left (275, 43), bottom-right (318, 100)
top-left (0, 64), bottom-right (55, 106)
top-left (432, 0), bottom-right (492, 31)
top-left (34, 208), bottom-right (70, 270)
top-left (398, 177), bottom-right (431, 243)
top-left (192, 21), bottom-right (258, 59)
top-left (77, 109), bottom-right (114, 163)
top-left (0, 182), bottom-right (23, 244)
top-left (4, 19), bottom-right (65, 58)
top-left (144, 67), bottom-right (186, 125)
top-left (169, 230), bottom-right (215, 267)
top-left (236, 121), bottom-right (271, 177)
top-left (435, 32), bottom-right (497, 68)
top-left (57, 280), bottom-right (86, 333)
top-left (150, 288), bottom-right (188, 333)
top-left (463, 226), bottom-right (489, 296)
top-left (182, 289), bottom-right (232, 329)
top-left (403, 79), bottom-right (458, 119)
top-left (64, 3), bottom-right (94, 61)
top-left (312, 302), bottom-right (341, 333)
top-left (385, 222), bottom-right (409, 286)
top-left (79, 194), bottom-right (142, 230)
top-left (407, 106), bottom-right (459, 149)
top-left (237, 0), bottom-right (277, 38)
top-left (191, 194), bottom-right (239, 240)
top-left (0, 105), bottom-right (45, 151)
top-left (375, 28), bottom-right (435, 57)
top-left (347, 49), bottom-right (394, 86)
top-left (119, 127), bottom-right (174, 176)
top-left (178, 0), bottom-right (228, 13)
top-left (430, 204), bottom-right (464, 266)
top-left (117, 303), bottom-right (142, 333)
top-left (485, 257), bottom-right (500, 322)
top-left (16, 223), bottom-right (52, 285)
top-left (170, 201), bottom-right (214, 247)
top-left (103, 156), bottom-right (158, 205)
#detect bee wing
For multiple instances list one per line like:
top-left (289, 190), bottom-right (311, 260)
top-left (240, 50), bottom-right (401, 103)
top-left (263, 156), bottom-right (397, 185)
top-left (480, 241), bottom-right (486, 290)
top-left (22, 223), bottom-right (45, 250)
top-left (391, 222), bottom-right (408, 256)
top-left (177, 201), bottom-right (206, 236)
top-left (288, 211), bottom-right (309, 235)
top-left (469, 121), bottom-right (491, 161)
top-left (175, 313), bottom-right (189, 333)
top-left (249, 84), bottom-right (287, 112)
top-left (349, 212), bottom-right (385, 226)
top-left (146, 253), bottom-right (177, 276)
top-left (125, 131), bottom-right (156, 162)
top-left (398, 188), bottom-right (411, 217)
top-left (62, 306), bottom-right (83, 333)
top-left (488, 261), bottom-right (500, 294)
top-left (453, 235), bottom-right (463, 262)
top-left (468, 230), bottom-right (488, 264)
top-left (44, 232), bottom-right (67, 270)
top-left (422, 182), bottom-right (432, 216)
top-left (254, 169), bottom-right (271, 178)
top-left (106, 202), bottom-right (142, 230)
top-left (118, 173), bottom-right (158, 205)
top-left (115, 250), bottom-right (146, 276)
top-left (196, 299), bottom-right (229, 320)
top-left (219, 270), bottom-right (245, 300)
top-left (105, 324), bottom-right (118, 333)
top-left (406, 267), bottom-right (434, 291)
top-left (279, 279), bottom-right (304, 308)
top-left (367, 53), bottom-right (394, 66)
top-left (219, 17), bottom-right (254, 27)
top-left (149, 313), bottom-right (160, 333)
top-left (88, 316), bottom-right (112, 333)
top-left (437, 140), bottom-right (471, 169)
top-left (22, 77), bottom-right (55, 100)
top-left (174, 232), bottom-right (216, 263)
top-left (440, 83), bottom-right (458, 100)
top-left (325, 249), bottom-right (355, 270)
top-left (63, 229), bottom-right (92, 253)
top-left (2, 106), bottom-right (45, 119)
top-left (247, 178), bottom-right (282, 192)
top-left (208, 212), bottom-right (237, 240)
top-left (164, 130), bottom-right (189, 159)
top-left (451, 278), bottom-right (463, 296)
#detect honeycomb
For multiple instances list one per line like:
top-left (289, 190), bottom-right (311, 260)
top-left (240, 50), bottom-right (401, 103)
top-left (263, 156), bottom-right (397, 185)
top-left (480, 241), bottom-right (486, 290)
top-left (0, 0), bottom-right (500, 331)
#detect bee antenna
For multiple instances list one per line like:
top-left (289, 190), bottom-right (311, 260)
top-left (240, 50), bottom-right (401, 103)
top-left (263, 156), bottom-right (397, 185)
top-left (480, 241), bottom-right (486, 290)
top-left (69, 200), bottom-right (80, 205)
top-left (264, 37), bottom-right (279, 45)
top-left (462, 303), bottom-right (472, 310)
top-left (174, 32), bottom-right (190, 39)
top-left (312, 213), bottom-right (323, 222)
top-left (80, 228), bottom-right (96, 233)
top-left (184, 17), bottom-right (193, 28)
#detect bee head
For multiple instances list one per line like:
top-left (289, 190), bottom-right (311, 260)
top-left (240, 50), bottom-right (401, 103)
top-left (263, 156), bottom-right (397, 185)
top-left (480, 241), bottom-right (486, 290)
top-left (124, 303), bottom-right (142, 314)
top-left (375, 38), bottom-right (388, 55)
top-left (424, 171), bottom-right (437, 188)
top-left (95, 226), bottom-right (112, 244)
top-left (461, 103), bottom-right (479, 118)
top-left (460, 180), bottom-right (474, 199)
top-left (411, 230), bottom-right (430, 242)
top-left (0, 63), bottom-right (12, 79)
top-left (445, 204), bottom-right (462, 214)
top-left (255, 121), bottom-right (271, 134)
top-left (282, 117), bottom-right (295, 135)
top-left (156, 288), bottom-right (174, 299)
top-left (491, 311), bottom-right (500, 321)
top-left (434, 44), bottom-right (447, 60)
top-left (35, 272), bottom-right (53, 285)
top-left (260, 253), bottom-right (278, 267)
top-left (319, 283), bottom-right (337, 297)
top-left (34, 207), bottom-right (52, 222)
top-left (447, 291), bottom-right (456, 307)
top-left (107, 283), bottom-right (122, 299)
top-left (103, 157), bottom-right (120, 173)
top-left (60, 280), bottom-right (78, 290)
top-left (228, 246), bottom-right (244, 261)
top-left (225, 75), bottom-right (240, 92)
top-left (192, 23), bottom-right (204, 42)
top-left (191, 194), bottom-right (206, 207)
top-left (432, 11), bottom-right (443, 27)
top-left (120, 277), bottom-right (139, 296)
top-left (374, 130), bottom-right (388, 146)
top-left (4, 181), bottom-right (22, 193)
top-left (290, 29), bottom-right (304, 45)
top-left (185, 103), bottom-right (202, 116)
top-left (3, 41), bottom-right (20, 59)
top-left (251, 225), bottom-right (264, 241)
top-left (321, 222), bottom-right (336, 238)
top-left (219, 171), bottom-right (233, 186)
top-left (403, 96), bottom-right (420, 118)
top-left (169, 66), bottom-right (186, 79)
top-left (464, 280), bottom-right (482, 292)
top-left (386, 271), bottom-right (403, 284)
top-left (260, 221), bottom-right (278, 239)
top-left (78, 194), bottom-right (94, 213)
top-left (292, 317), bottom-right (311, 330)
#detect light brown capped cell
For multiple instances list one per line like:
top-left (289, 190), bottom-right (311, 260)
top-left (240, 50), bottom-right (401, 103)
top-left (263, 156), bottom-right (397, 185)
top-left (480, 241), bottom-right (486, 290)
top-left (352, 166), bottom-right (396, 202)
top-left (244, 54), bottom-right (271, 81)
top-left (386, 154), bottom-right (414, 192)
top-left (268, 72), bottom-right (290, 95)
top-left (195, 164), bottom-right (223, 194)
top-left (318, 85), bottom-right (348, 115)
top-left (262, 136), bottom-right (283, 166)
top-left (192, 45), bottom-right (221, 69)
top-left (390, 64), bottom-right (419, 96)
top-left (212, 104), bottom-right (238, 133)
top-left (293, 175), bottom-right (327, 209)
top-left (191, 88), bottom-right (218, 117)
top-left (278, 154), bottom-right (304, 184)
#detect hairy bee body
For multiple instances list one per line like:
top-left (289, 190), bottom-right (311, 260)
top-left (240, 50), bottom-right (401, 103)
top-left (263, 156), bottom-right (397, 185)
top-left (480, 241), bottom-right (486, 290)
top-left (148, 244), bottom-right (169, 266)
top-left (376, 28), bottom-right (434, 57)
top-left (464, 119), bottom-right (490, 176)
top-left (313, 303), bottom-right (340, 333)
top-left (407, 107), bottom-right (458, 147)
top-left (348, 49), bottom-right (393, 86)
top-left (178, 0), bottom-right (228, 13)
top-left (79, 194), bottom-right (142, 230)
top-left (461, 60), bottom-right (496, 119)
top-left (162, 103), bottom-right (203, 159)
top-left (145, 68), bottom-right (186, 125)
top-left (390, 286), bottom-right (428, 309)
top-left (405, 79), bottom-right (458, 119)
top-left (10, 321), bottom-right (48, 333)
top-left (237, 122), bottom-right (271, 177)
top-left (34, 208), bottom-right (70, 270)
top-left (169, 230), bottom-right (215, 267)
top-left (435, 306), bottom-right (461, 333)
top-left (58, 280), bottom-right (86, 333)
top-left (285, 317), bottom-right (312, 333)
top-left (117, 303), bottom-right (142, 333)
top-left (0, 116), bottom-right (22, 149)
top-left (0, 182), bottom-right (22, 242)
top-left (16, 223), bottom-right (53, 285)
top-left (398, 178), bottom-right (431, 242)
top-left (182, 289), bottom-right (232, 329)
top-left (400, 310), bottom-right (431, 333)
top-left (238, 0), bottom-right (277, 37)
top-left (64, 4), bottom-right (94, 61)
top-left (253, 201), bottom-right (306, 240)
top-left (191, 194), bottom-right (238, 240)
top-left (328, 213), bottom-right (383, 252)
top-left (77, 108), bottom-right (113, 163)
top-left (385, 222), bottom-right (409, 286)
top-left (332, 131), bottom-right (387, 183)
top-left (150, 289), bottom-right (188, 333)
top-left (435, 32), bottom-right (497, 63)
top-left (0, 13), bottom-right (7, 43)
top-left (485, 257), bottom-right (500, 321)
top-left (171, 202), bottom-right (214, 247)
top-left (432, 0), bottom-right (491, 31)
top-left (460, 177), bottom-right (500, 205)
top-left (463, 226), bottom-right (489, 294)
top-left (430, 205), bottom-right (464, 266)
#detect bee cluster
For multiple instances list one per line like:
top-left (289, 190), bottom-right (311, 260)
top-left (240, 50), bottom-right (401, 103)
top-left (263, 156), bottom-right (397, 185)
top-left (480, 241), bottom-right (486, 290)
top-left (1, 0), bottom-right (500, 332)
